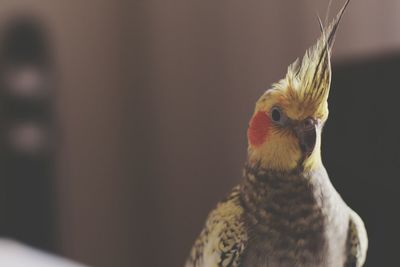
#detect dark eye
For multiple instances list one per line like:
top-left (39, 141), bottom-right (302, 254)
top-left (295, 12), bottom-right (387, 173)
top-left (271, 107), bottom-right (282, 122)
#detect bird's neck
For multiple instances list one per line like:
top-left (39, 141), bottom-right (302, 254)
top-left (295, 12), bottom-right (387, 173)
top-left (239, 162), bottom-right (330, 228)
top-left (238, 163), bottom-right (341, 266)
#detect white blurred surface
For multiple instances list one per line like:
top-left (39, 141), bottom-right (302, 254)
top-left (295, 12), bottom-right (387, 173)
top-left (0, 239), bottom-right (88, 267)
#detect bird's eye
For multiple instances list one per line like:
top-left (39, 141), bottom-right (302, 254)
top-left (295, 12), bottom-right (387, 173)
top-left (271, 107), bottom-right (282, 122)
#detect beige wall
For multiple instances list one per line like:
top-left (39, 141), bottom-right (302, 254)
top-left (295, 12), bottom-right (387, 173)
top-left (0, 1), bottom-right (398, 266)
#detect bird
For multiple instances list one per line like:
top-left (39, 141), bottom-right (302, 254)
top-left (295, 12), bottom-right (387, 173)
top-left (184, 1), bottom-right (368, 267)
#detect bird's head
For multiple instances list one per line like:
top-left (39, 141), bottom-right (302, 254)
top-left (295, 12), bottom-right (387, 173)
top-left (247, 0), bottom-right (349, 172)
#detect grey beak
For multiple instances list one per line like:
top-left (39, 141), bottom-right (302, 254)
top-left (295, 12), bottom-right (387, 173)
top-left (295, 119), bottom-right (317, 157)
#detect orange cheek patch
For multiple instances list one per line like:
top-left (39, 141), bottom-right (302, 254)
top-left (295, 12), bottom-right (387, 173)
top-left (247, 111), bottom-right (271, 147)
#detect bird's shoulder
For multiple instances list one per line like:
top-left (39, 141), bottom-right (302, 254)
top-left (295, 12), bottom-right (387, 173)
top-left (344, 209), bottom-right (368, 267)
top-left (185, 186), bottom-right (248, 267)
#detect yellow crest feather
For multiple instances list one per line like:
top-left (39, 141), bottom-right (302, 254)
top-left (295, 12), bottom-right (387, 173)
top-left (274, 0), bottom-right (350, 119)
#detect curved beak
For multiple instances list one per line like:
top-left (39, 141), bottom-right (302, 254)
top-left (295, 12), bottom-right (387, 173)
top-left (294, 120), bottom-right (317, 157)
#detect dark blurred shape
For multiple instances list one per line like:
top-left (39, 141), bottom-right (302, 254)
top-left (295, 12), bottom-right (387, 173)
top-left (2, 17), bottom-right (49, 65)
top-left (0, 17), bottom-right (56, 251)
top-left (327, 55), bottom-right (400, 267)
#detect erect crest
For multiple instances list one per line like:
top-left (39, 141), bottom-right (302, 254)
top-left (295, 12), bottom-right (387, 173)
top-left (280, 0), bottom-right (350, 116)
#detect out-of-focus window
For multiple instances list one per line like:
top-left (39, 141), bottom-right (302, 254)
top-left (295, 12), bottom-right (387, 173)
top-left (0, 17), bottom-right (56, 251)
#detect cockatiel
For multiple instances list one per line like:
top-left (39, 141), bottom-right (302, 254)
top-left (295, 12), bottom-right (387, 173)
top-left (185, 1), bottom-right (367, 267)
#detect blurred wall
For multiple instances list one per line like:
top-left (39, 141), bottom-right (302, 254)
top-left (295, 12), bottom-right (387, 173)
top-left (0, 1), bottom-right (398, 267)
top-left (0, 1), bottom-right (134, 266)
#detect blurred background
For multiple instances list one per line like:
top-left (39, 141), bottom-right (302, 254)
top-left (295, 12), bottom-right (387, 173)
top-left (0, 0), bottom-right (398, 266)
